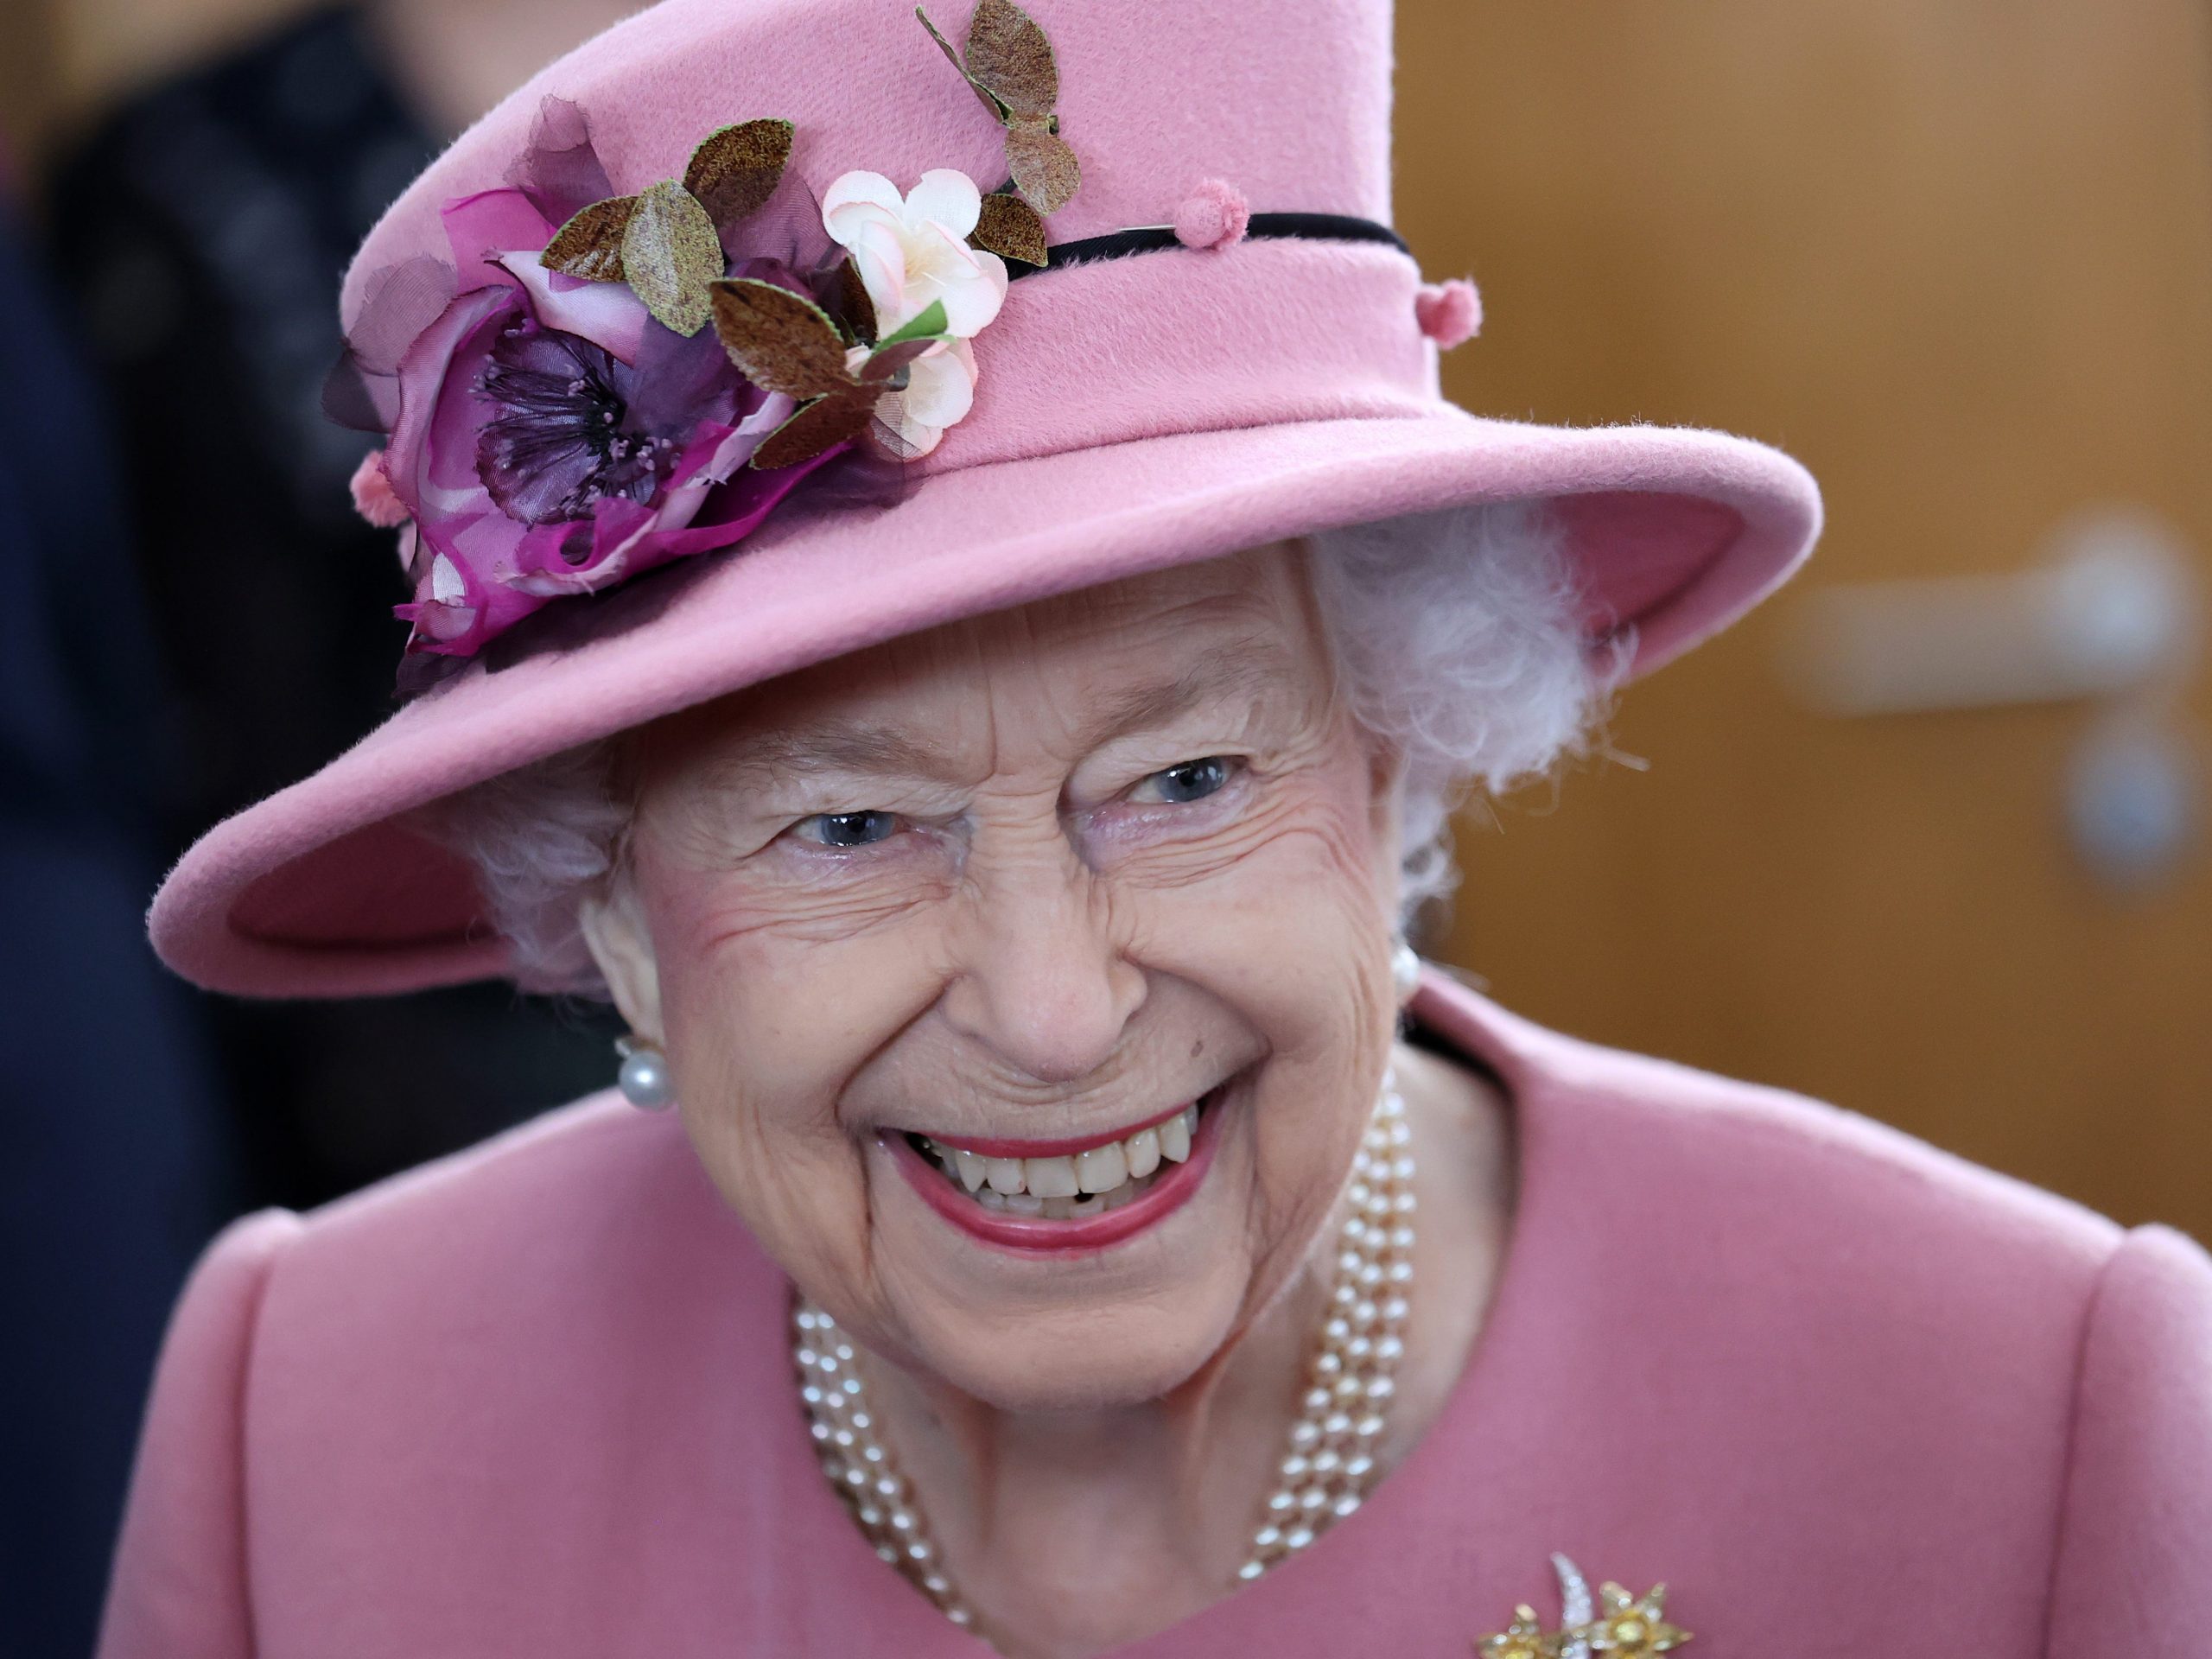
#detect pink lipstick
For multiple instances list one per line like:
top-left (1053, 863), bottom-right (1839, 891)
top-left (884, 1089), bottom-right (1225, 1254)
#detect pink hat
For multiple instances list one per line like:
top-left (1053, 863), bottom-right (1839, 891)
top-left (149, 0), bottom-right (1820, 997)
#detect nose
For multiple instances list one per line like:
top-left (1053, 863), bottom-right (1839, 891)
top-left (938, 836), bottom-right (1147, 1085)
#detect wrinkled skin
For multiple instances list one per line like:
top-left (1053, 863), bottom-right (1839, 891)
top-left (584, 543), bottom-right (1510, 1656)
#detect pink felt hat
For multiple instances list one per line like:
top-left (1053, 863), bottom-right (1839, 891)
top-left (148, 0), bottom-right (1821, 997)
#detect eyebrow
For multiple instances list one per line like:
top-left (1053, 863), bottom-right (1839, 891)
top-left (712, 721), bottom-right (953, 785)
top-left (1084, 645), bottom-right (1289, 747)
top-left (709, 638), bottom-right (1296, 789)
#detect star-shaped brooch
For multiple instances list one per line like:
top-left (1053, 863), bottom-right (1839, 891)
top-left (1475, 1554), bottom-right (1692, 1659)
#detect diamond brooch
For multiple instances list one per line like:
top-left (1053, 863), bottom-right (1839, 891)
top-left (1476, 1554), bottom-right (1691, 1658)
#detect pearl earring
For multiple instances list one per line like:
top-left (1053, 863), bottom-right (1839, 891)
top-left (614, 1035), bottom-right (674, 1110)
top-left (1390, 938), bottom-right (1422, 1001)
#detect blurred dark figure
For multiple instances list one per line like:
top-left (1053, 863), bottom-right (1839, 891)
top-left (0, 188), bottom-right (232, 1656)
top-left (4, 7), bottom-right (626, 1645)
top-left (45, 5), bottom-right (616, 1222)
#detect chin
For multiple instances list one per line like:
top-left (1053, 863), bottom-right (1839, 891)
top-left (897, 1271), bottom-right (1255, 1414)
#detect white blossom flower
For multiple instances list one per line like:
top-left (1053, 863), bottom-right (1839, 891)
top-left (822, 168), bottom-right (1008, 339)
top-left (844, 338), bottom-right (978, 460)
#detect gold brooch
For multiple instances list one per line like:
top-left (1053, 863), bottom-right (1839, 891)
top-left (1476, 1554), bottom-right (1692, 1658)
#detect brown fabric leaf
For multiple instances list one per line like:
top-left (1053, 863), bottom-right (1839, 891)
top-left (970, 191), bottom-right (1048, 264)
top-left (683, 118), bottom-right (794, 229)
top-left (540, 195), bottom-right (637, 282)
top-left (751, 388), bottom-right (879, 470)
top-left (915, 5), bottom-right (1010, 121)
top-left (964, 0), bottom-right (1058, 118)
top-left (831, 255), bottom-right (877, 346)
top-left (709, 278), bottom-right (855, 399)
top-left (620, 179), bottom-right (723, 334)
top-left (858, 338), bottom-right (933, 383)
top-left (1006, 124), bottom-right (1080, 215)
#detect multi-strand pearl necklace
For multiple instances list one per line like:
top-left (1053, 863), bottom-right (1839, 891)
top-left (791, 1072), bottom-right (1416, 1636)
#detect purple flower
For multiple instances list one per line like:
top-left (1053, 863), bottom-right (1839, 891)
top-left (475, 327), bottom-right (683, 524)
top-left (484, 329), bottom-right (681, 522)
top-left (344, 170), bottom-right (833, 658)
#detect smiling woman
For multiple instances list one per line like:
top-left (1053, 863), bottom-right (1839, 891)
top-left (99, 0), bottom-right (2210, 1654)
top-left (556, 542), bottom-right (1488, 1447)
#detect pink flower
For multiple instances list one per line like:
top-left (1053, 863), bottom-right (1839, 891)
top-left (822, 169), bottom-right (1008, 338)
top-left (348, 449), bottom-right (409, 528)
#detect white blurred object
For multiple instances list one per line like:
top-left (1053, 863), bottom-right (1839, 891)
top-left (2066, 717), bottom-right (2199, 890)
top-left (1782, 509), bottom-right (2200, 716)
top-left (1781, 507), bottom-right (2202, 889)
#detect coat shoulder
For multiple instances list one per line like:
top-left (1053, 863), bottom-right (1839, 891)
top-left (263, 1088), bottom-right (767, 1330)
top-left (1564, 1035), bottom-right (2212, 1643)
top-left (104, 1099), bottom-right (815, 1652)
top-left (306, 1087), bottom-right (692, 1232)
top-left (1559, 1032), bottom-right (2123, 1280)
top-left (1425, 976), bottom-right (2129, 1307)
top-left (235, 1092), bottom-right (783, 1457)
top-left (1417, 983), bottom-right (2212, 1648)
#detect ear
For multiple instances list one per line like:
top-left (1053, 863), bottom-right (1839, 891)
top-left (581, 873), bottom-right (665, 1042)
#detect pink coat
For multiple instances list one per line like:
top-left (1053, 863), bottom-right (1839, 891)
top-left (99, 979), bottom-right (2212, 1656)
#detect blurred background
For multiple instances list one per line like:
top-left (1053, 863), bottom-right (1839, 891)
top-left (1, 0), bottom-right (2206, 1651)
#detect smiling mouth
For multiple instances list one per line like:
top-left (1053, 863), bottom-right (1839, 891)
top-left (902, 1089), bottom-right (1217, 1222)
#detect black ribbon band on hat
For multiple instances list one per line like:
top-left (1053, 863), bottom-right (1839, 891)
top-left (1007, 213), bottom-right (1410, 281)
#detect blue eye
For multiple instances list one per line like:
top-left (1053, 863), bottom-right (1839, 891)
top-left (798, 810), bottom-right (901, 849)
top-left (1141, 757), bottom-right (1233, 804)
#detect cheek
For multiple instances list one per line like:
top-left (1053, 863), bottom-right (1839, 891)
top-left (636, 859), bottom-right (952, 1309)
top-left (1121, 740), bottom-right (1395, 1027)
top-left (639, 840), bottom-right (953, 1061)
top-left (1111, 749), bottom-right (1397, 1309)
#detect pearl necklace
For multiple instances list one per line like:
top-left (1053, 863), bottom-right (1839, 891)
top-left (791, 1074), bottom-right (1415, 1635)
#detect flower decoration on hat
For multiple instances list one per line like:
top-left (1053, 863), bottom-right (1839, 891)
top-left (708, 283), bottom-right (961, 467)
top-left (917, 0), bottom-right (1081, 265)
top-left (332, 0), bottom-right (1081, 673)
top-left (810, 168), bottom-right (1007, 457)
top-left (537, 118), bottom-right (794, 335)
top-left (823, 170), bottom-right (1008, 338)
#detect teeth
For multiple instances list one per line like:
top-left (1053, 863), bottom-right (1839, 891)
top-left (1125, 1128), bottom-right (1161, 1179)
top-left (917, 1091), bottom-right (1218, 1216)
top-left (1023, 1154), bottom-right (1080, 1199)
top-left (1075, 1141), bottom-right (1128, 1194)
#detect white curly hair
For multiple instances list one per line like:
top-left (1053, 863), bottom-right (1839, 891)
top-left (429, 500), bottom-right (1624, 995)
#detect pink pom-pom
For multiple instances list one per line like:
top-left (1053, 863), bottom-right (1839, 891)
top-left (349, 448), bottom-right (410, 528)
top-left (1415, 279), bottom-right (1482, 349)
top-left (1173, 180), bottom-right (1251, 251)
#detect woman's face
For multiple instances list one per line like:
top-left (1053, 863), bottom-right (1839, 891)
top-left (588, 543), bottom-right (1406, 1410)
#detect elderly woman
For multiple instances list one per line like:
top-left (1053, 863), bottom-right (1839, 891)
top-left (101, 0), bottom-right (2209, 1655)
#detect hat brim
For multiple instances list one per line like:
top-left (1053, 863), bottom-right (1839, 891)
top-left (150, 404), bottom-right (1818, 996)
